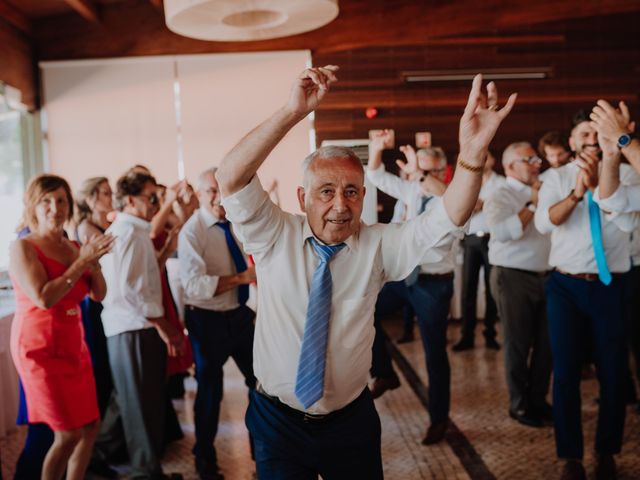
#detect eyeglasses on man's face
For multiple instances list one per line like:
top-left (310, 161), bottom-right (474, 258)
top-left (137, 192), bottom-right (159, 205)
top-left (515, 155), bottom-right (542, 166)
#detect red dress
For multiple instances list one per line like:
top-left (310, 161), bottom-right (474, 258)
top-left (10, 241), bottom-right (99, 431)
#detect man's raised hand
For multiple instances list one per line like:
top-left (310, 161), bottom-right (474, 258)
top-left (459, 75), bottom-right (517, 164)
top-left (286, 65), bottom-right (339, 117)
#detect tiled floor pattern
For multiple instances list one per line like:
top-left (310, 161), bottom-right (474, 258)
top-left (1, 318), bottom-right (639, 479)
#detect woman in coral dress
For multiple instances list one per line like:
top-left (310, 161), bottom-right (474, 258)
top-left (9, 174), bottom-right (114, 480)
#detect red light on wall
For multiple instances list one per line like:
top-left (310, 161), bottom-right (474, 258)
top-left (365, 107), bottom-right (378, 119)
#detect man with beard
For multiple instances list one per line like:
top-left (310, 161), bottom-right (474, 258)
top-left (485, 142), bottom-right (552, 428)
top-left (534, 111), bottom-right (639, 480)
top-left (178, 168), bottom-right (257, 479)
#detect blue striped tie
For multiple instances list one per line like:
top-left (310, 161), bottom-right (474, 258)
top-left (295, 238), bottom-right (345, 408)
top-left (587, 191), bottom-right (612, 285)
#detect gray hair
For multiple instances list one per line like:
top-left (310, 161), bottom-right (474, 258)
top-left (197, 167), bottom-right (218, 192)
top-left (502, 142), bottom-right (532, 169)
top-left (417, 147), bottom-right (447, 167)
top-left (301, 146), bottom-right (364, 188)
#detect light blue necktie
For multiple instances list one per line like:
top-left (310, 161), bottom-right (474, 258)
top-left (405, 196), bottom-right (432, 287)
top-left (587, 191), bottom-right (612, 285)
top-left (295, 238), bottom-right (345, 408)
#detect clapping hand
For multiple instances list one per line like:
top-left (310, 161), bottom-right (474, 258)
top-left (287, 65), bottom-right (339, 117)
top-left (574, 150), bottom-right (599, 197)
top-left (590, 100), bottom-right (634, 144)
top-left (459, 75), bottom-right (517, 164)
top-left (79, 233), bottom-right (115, 266)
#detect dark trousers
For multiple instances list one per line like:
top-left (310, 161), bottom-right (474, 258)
top-left (460, 235), bottom-right (498, 340)
top-left (624, 266), bottom-right (640, 393)
top-left (545, 272), bottom-right (627, 459)
top-left (246, 389), bottom-right (382, 480)
top-left (185, 305), bottom-right (256, 466)
top-left (13, 423), bottom-right (53, 479)
top-left (490, 267), bottom-right (552, 412)
top-left (97, 328), bottom-right (168, 478)
top-left (372, 277), bottom-right (453, 424)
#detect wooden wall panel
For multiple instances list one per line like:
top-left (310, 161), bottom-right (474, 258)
top-left (0, 20), bottom-right (36, 109)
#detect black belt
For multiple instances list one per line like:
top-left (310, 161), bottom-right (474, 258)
top-left (418, 272), bottom-right (454, 281)
top-left (256, 385), bottom-right (367, 424)
top-left (555, 270), bottom-right (625, 282)
top-left (186, 304), bottom-right (244, 318)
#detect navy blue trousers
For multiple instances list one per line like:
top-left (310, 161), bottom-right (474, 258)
top-left (185, 304), bottom-right (256, 466)
top-left (545, 272), bottom-right (627, 459)
top-left (372, 277), bottom-right (453, 424)
top-left (246, 389), bottom-right (382, 480)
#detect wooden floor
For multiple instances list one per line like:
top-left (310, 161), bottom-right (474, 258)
top-left (1, 318), bottom-right (639, 479)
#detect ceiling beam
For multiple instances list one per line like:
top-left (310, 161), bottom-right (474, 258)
top-left (0, 0), bottom-right (31, 35)
top-left (63, 0), bottom-right (99, 23)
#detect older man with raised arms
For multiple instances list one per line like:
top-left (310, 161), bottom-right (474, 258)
top-left (216, 65), bottom-right (516, 479)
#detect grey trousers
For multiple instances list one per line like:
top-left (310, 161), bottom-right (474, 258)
top-left (98, 328), bottom-right (168, 479)
top-left (490, 266), bottom-right (552, 412)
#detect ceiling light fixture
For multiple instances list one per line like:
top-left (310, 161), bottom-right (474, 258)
top-left (403, 68), bottom-right (552, 83)
top-left (164, 0), bottom-right (339, 42)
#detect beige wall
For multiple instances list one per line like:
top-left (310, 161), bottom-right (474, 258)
top-left (40, 51), bottom-right (312, 213)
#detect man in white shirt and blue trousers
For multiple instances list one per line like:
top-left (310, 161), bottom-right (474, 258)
top-left (178, 168), bottom-right (257, 480)
top-left (485, 142), bottom-right (552, 428)
top-left (215, 64), bottom-right (516, 479)
top-left (534, 111), bottom-right (638, 480)
top-left (366, 137), bottom-right (457, 445)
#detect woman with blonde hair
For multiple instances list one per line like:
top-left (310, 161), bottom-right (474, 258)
top-left (9, 174), bottom-right (114, 480)
top-left (75, 176), bottom-right (113, 241)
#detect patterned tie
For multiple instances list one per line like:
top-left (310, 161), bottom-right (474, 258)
top-left (586, 191), bottom-right (612, 285)
top-left (295, 237), bottom-right (345, 408)
top-left (405, 195), bottom-right (432, 287)
top-left (217, 222), bottom-right (249, 304)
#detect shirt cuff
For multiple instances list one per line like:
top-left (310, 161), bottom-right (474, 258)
top-left (141, 302), bottom-right (164, 319)
top-left (424, 197), bottom-right (468, 238)
top-left (366, 164), bottom-right (386, 184)
top-left (221, 175), bottom-right (267, 224)
top-left (185, 275), bottom-right (219, 301)
top-left (594, 185), bottom-right (629, 213)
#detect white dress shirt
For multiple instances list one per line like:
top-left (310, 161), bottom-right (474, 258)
top-left (468, 171), bottom-right (507, 235)
top-left (100, 212), bottom-right (163, 337)
top-left (485, 177), bottom-right (550, 272)
top-left (178, 208), bottom-right (246, 312)
top-left (367, 164), bottom-right (456, 274)
top-left (221, 176), bottom-right (464, 414)
top-left (534, 162), bottom-right (636, 274)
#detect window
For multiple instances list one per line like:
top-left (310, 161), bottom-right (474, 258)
top-left (0, 83), bottom-right (41, 274)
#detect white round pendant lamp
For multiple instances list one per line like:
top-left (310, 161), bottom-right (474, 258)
top-left (164, 0), bottom-right (339, 41)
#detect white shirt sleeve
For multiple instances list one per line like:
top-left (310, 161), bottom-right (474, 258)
top-left (366, 164), bottom-right (416, 205)
top-left (121, 233), bottom-right (164, 319)
top-left (221, 175), bottom-right (286, 260)
top-left (485, 190), bottom-right (524, 242)
top-left (535, 169), bottom-right (563, 235)
top-left (381, 197), bottom-right (465, 281)
top-left (178, 226), bottom-right (220, 301)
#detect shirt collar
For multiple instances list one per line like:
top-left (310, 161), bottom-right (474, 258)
top-left (117, 212), bottom-right (151, 231)
top-left (506, 176), bottom-right (530, 192)
top-left (198, 208), bottom-right (223, 228)
top-left (301, 218), bottom-right (357, 251)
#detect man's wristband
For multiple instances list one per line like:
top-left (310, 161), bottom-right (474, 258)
top-left (568, 189), bottom-right (583, 203)
top-left (457, 158), bottom-right (483, 174)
